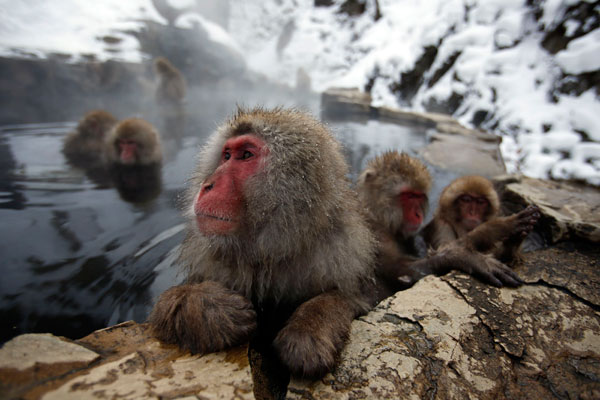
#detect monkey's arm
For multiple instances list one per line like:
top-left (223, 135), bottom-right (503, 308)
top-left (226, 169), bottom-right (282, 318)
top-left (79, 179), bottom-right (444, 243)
top-left (464, 205), bottom-right (540, 255)
top-left (411, 245), bottom-right (523, 287)
top-left (148, 281), bottom-right (257, 354)
top-left (273, 291), bottom-right (360, 378)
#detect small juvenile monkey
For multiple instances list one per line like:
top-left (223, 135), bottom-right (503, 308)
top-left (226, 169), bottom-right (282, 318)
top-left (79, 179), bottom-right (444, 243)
top-left (154, 56), bottom-right (186, 106)
top-left (105, 118), bottom-right (163, 166)
top-left (63, 110), bottom-right (117, 168)
top-left (424, 175), bottom-right (540, 265)
top-left (148, 107), bottom-right (376, 380)
top-left (357, 152), bottom-right (523, 301)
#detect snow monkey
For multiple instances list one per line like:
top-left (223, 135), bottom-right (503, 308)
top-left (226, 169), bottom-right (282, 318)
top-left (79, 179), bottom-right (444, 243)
top-left (148, 107), bottom-right (377, 380)
top-left (424, 175), bottom-right (540, 266)
top-left (154, 56), bottom-right (186, 106)
top-left (62, 109), bottom-right (118, 168)
top-left (105, 118), bottom-right (163, 166)
top-left (357, 151), bottom-right (523, 301)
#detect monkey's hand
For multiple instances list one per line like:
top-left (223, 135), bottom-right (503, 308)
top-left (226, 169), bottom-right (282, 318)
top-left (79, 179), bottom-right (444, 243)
top-left (509, 205), bottom-right (540, 240)
top-left (273, 292), bottom-right (355, 378)
top-left (468, 254), bottom-right (523, 288)
top-left (148, 281), bottom-right (257, 354)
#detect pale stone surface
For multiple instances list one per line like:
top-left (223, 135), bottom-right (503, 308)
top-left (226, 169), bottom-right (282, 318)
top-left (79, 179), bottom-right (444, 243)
top-left (0, 333), bottom-right (99, 370)
top-left (288, 265), bottom-right (600, 399)
top-left (421, 132), bottom-right (505, 176)
top-left (42, 348), bottom-right (253, 400)
top-left (497, 175), bottom-right (600, 243)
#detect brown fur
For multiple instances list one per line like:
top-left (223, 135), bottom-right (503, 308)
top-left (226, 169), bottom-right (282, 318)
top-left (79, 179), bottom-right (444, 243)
top-left (357, 154), bottom-right (523, 299)
top-left (154, 57), bottom-right (186, 105)
top-left (149, 107), bottom-right (377, 378)
top-left (105, 118), bottom-right (163, 166)
top-left (424, 175), bottom-right (539, 266)
top-left (357, 151), bottom-right (431, 241)
top-left (148, 281), bottom-right (256, 354)
top-left (63, 110), bottom-right (117, 168)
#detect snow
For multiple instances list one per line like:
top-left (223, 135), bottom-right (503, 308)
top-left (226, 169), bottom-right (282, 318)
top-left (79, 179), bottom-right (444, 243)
top-left (556, 29), bottom-right (600, 74)
top-left (0, 0), bottom-right (163, 62)
top-left (227, 0), bottom-right (600, 186)
top-left (0, 0), bottom-right (599, 185)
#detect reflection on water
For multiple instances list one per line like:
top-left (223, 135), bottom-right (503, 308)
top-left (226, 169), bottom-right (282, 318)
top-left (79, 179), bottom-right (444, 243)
top-left (0, 122), bottom-right (201, 343)
top-left (0, 110), bottom-right (461, 344)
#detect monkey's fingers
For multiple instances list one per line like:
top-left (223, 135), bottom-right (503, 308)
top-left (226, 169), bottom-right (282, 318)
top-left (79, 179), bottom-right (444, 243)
top-left (470, 257), bottom-right (523, 288)
top-left (487, 258), bottom-right (523, 287)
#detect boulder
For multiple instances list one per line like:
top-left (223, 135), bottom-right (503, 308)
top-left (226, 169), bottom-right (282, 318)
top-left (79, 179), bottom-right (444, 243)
top-left (496, 175), bottom-right (600, 243)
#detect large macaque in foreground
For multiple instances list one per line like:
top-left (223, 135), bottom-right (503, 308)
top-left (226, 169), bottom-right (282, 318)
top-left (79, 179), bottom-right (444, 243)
top-left (63, 110), bottom-right (117, 168)
top-left (357, 152), bottom-right (522, 301)
top-left (424, 175), bottom-right (540, 265)
top-left (154, 56), bottom-right (186, 106)
top-left (149, 108), bottom-right (376, 379)
top-left (105, 118), bottom-right (163, 166)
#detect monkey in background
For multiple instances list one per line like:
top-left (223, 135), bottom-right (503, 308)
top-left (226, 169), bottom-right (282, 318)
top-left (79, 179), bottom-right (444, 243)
top-left (154, 57), bottom-right (186, 106)
top-left (105, 118), bottom-right (163, 167)
top-left (148, 107), bottom-right (377, 382)
top-left (62, 110), bottom-right (117, 169)
top-left (424, 175), bottom-right (540, 266)
top-left (356, 151), bottom-right (523, 301)
top-left (104, 118), bottom-right (163, 203)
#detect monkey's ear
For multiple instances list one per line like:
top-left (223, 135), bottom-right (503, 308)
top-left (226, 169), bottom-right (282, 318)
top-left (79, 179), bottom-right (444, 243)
top-left (362, 169), bottom-right (375, 182)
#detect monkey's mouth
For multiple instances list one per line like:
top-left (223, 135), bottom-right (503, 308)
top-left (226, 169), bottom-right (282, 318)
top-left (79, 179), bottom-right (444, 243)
top-left (196, 213), bottom-right (232, 222)
top-left (195, 213), bottom-right (238, 235)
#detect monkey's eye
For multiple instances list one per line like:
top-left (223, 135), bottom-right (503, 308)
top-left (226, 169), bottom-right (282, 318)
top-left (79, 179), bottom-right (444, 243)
top-left (458, 195), bottom-right (473, 203)
top-left (241, 150), bottom-right (254, 160)
top-left (474, 197), bottom-right (488, 205)
top-left (223, 151), bottom-right (231, 161)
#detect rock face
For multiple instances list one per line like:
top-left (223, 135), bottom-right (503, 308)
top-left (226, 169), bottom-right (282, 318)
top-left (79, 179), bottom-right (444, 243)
top-left (290, 248), bottom-right (600, 399)
top-left (0, 322), bottom-right (254, 400)
top-left (496, 175), bottom-right (600, 243)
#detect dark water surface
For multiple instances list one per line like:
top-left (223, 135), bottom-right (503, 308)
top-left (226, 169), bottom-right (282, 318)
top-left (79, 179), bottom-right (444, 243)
top-left (0, 105), bottom-right (458, 343)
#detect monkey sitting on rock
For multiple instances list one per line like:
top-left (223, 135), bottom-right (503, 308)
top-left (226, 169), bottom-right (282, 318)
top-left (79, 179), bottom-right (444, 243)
top-left (356, 151), bottom-right (524, 301)
top-left (424, 175), bottom-right (540, 267)
top-left (148, 107), bottom-right (377, 381)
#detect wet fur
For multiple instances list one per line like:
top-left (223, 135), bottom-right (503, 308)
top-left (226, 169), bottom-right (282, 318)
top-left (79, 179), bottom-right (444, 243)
top-left (105, 118), bottom-right (163, 166)
top-left (63, 110), bottom-right (117, 168)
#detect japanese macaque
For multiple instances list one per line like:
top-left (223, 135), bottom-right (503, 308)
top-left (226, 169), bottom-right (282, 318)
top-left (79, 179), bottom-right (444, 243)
top-left (424, 175), bottom-right (540, 266)
top-left (63, 110), bottom-right (117, 168)
top-left (154, 57), bottom-right (186, 106)
top-left (357, 152), bottom-right (523, 301)
top-left (148, 108), bottom-right (376, 380)
top-left (105, 118), bottom-right (163, 166)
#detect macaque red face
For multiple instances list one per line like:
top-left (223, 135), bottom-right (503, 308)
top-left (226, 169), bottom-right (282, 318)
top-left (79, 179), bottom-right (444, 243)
top-left (457, 193), bottom-right (489, 231)
top-left (193, 134), bottom-right (268, 235)
top-left (399, 190), bottom-right (427, 235)
top-left (118, 139), bottom-right (138, 164)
